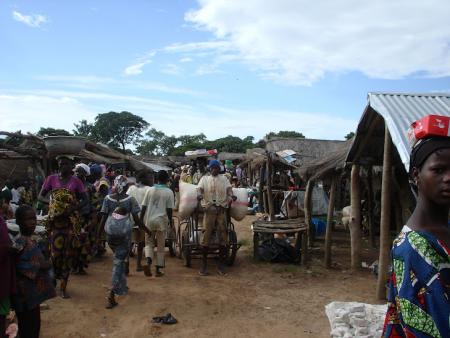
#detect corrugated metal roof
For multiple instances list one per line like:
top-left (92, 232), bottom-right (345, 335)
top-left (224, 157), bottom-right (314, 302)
top-left (349, 92), bottom-right (450, 172)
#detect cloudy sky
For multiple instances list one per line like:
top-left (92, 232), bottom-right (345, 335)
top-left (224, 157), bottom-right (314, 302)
top-left (1, 0), bottom-right (450, 141)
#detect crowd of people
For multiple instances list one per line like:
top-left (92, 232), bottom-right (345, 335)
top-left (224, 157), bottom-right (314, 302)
top-left (0, 121), bottom-right (449, 338)
top-left (0, 155), bottom-right (245, 337)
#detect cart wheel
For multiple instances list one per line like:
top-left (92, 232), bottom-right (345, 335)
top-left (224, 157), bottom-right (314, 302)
top-left (168, 238), bottom-right (176, 257)
top-left (226, 230), bottom-right (238, 266)
top-left (182, 234), bottom-right (191, 267)
top-left (176, 226), bottom-right (182, 259)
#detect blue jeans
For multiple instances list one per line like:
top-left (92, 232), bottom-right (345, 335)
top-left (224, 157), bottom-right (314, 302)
top-left (108, 235), bottom-right (130, 295)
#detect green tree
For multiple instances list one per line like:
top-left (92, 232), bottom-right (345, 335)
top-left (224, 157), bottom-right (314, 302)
top-left (73, 119), bottom-right (94, 138)
top-left (345, 132), bottom-right (355, 140)
top-left (266, 130), bottom-right (305, 139)
top-left (92, 111), bottom-right (149, 152)
top-left (205, 135), bottom-right (255, 153)
top-left (37, 127), bottom-right (72, 137)
top-left (137, 128), bottom-right (178, 156)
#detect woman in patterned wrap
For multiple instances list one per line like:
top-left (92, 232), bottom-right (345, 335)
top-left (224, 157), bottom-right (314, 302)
top-left (382, 135), bottom-right (450, 338)
top-left (38, 156), bottom-right (88, 299)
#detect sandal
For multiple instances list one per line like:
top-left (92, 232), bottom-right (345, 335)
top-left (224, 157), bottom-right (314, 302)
top-left (106, 293), bottom-right (118, 309)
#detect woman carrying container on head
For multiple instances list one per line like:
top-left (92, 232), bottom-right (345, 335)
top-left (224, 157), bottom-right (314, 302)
top-left (38, 156), bottom-right (88, 299)
top-left (382, 116), bottom-right (450, 338)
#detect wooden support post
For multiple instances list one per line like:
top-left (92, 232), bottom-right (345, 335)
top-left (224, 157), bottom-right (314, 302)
top-left (266, 155), bottom-right (275, 220)
top-left (367, 166), bottom-right (375, 248)
top-left (349, 164), bottom-right (362, 270)
top-left (325, 175), bottom-right (338, 268)
top-left (301, 229), bottom-right (308, 265)
top-left (377, 125), bottom-right (392, 300)
top-left (304, 180), bottom-right (314, 246)
top-left (248, 163), bottom-right (253, 186)
top-left (258, 166), bottom-right (265, 212)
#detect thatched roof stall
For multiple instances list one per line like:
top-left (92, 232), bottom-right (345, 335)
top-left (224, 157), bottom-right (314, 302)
top-left (297, 140), bottom-right (352, 182)
top-left (346, 92), bottom-right (450, 299)
top-left (0, 132), bottom-right (151, 178)
top-left (265, 138), bottom-right (346, 167)
top-left (217, 152), bottom-right (247, 161)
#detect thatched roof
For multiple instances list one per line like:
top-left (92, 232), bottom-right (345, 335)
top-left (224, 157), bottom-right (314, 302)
top-left (296, 140), bottom-right (352, 181)
top-left (265, 137), bottom-right (346, 167)
top-left (217, 152), bottom-right (247, 161)
top-left (0, 132), bottom-right (148, 172)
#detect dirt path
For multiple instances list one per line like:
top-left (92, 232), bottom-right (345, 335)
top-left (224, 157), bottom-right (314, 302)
top-left (40, 216), bottom-right (381, 338)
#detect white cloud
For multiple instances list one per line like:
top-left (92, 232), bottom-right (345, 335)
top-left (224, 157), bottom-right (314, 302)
top-left (12, 11), bottom-right (48, 28)
top-left (161, 63), bottom-right (182, 75)
top-left (35, 74), bottom-right (203, 96)
top-left (179, 57), bottom-right (193, 63)
top-left (1, 90), bottom-right (356, 140)
top-left (0, 94), bottom-right (92, 132)
top-left (123, 60), bottom-right (151, 76)
top-left (185, 0), bottom-right (450, 85)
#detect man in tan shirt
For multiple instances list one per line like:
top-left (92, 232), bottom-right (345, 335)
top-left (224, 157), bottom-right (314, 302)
top-left (197, 159), bottom-right (235, 276)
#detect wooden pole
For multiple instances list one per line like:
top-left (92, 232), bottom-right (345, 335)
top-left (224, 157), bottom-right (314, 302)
top-left (349, 164), bottom-right (362, 270)
top-left (367, 166), bottom-right (375, 248)
top-left (325, 175), bottom-right (338, 268)
top-left (304, 180), bottom-right (314, 246)
top-left (258, 166), bottom-right (264, 212)
top-left (266, 155), bottom-right (275, 220)
top-left (377, 125), bottom-right (392, 300)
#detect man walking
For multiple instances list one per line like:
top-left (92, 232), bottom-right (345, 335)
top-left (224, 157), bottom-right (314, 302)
top-left (140, 171), bottom-right (174, 277)
top-left (127, 170), bottom-right (153, 271)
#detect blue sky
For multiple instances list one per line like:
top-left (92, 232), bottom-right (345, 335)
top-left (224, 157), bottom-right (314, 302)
top-left (1, 0), bottom-right (450, 141)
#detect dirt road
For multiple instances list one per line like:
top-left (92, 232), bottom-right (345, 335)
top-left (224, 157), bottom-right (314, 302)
top-left (40, 216), bottom-right (380, 338)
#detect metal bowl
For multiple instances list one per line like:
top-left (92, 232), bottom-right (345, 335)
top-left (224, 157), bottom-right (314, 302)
top-left (43, 136), bottom-right (86, 156)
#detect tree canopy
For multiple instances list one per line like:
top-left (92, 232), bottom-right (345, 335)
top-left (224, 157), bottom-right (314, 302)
top-left (73, 112), bottom-right (149, 152)
top-left (345, 132), bottom-right (355, 140)
top-left (37, 127), bottom-right (72, 137)
top-left (73, 119), bottom-right (94, 138)
top-left (265, 130), bottom-right (305, 139)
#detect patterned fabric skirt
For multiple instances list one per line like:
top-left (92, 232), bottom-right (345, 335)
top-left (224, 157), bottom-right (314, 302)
top-left (50, 225), bottom-right (76, 280)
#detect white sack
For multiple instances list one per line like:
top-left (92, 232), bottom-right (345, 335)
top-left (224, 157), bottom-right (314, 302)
top-left (230, 188), bottom-right (248, 221)
top-left (178, 182), bottom-right (198, 220)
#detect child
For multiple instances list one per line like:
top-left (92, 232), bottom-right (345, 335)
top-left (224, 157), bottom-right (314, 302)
top-left (12, 205), bottom-right (56, 338)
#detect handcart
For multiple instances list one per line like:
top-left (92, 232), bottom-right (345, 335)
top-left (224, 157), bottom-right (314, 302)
top-left (179, 205), bottom-right (240, 268)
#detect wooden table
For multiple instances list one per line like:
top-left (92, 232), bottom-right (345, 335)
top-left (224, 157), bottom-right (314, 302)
top-left (252, 218), bottom-right (308, 265)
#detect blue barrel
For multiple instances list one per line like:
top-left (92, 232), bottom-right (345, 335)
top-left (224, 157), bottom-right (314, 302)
top-left (312, 218), bottom-right (326, 236)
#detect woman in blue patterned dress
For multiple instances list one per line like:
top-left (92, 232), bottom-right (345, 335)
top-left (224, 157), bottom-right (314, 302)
top-left (382, 136), bottom-right (450, 338)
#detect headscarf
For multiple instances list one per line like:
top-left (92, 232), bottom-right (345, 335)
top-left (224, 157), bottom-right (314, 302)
top-left (114, 175), bottom-right (128, 194)
top-left (409, 137), bottom-right (450, 174)
top-left (89, 164), bottom-right (102, 176)
top-left (74, 163), bottom-right (91, 176)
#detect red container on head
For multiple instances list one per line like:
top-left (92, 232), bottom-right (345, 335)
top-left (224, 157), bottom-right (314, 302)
top-left (408, 115), bottom-right (450, 146)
